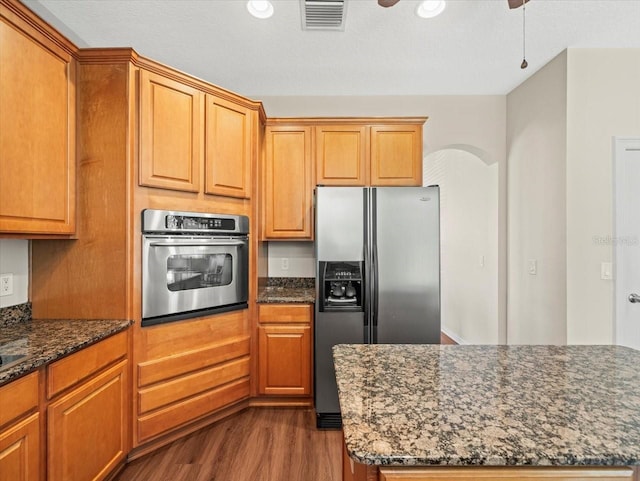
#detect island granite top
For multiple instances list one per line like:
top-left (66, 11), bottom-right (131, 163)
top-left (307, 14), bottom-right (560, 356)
top-left (333, 344), bottom-right (640, 467)
top-left (0, 318), bottom-right (132, 386)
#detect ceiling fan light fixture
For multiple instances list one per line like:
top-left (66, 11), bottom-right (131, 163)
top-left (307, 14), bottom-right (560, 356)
top-left (415, 0), bottom-right (446, 19)
top-left (247, 0), bottom-right (274, 19)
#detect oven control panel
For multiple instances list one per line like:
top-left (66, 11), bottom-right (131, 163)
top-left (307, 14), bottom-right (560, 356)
top-left (166, 215), bottom-right (234, 231)
top-left (142, 209), bottom-right (249, 235)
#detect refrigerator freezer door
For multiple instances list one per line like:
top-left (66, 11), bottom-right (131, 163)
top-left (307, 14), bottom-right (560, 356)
top-left (316, 187), bottom-right (365, 262)
top-left (373, 187), bottom-right (441, 343)
top-left (314, 310), bottom-right (366, 416)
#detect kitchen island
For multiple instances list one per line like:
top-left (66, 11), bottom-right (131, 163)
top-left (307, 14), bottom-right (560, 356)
top-left (334, 344), bottom-right (640, 480)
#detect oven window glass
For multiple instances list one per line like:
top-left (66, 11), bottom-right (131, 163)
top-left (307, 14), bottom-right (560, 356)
top-left (166, 254), bottom-right (232, 291)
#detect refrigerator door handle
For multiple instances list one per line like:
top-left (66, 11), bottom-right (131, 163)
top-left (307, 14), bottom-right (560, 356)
top-left (363, 188), bottom-right (370, 332)
top-left (372, 188), bottom-right (379, 343)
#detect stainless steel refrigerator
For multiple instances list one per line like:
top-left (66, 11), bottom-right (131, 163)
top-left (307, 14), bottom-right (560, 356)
top-left (314, 186), bottom-right (441, 428)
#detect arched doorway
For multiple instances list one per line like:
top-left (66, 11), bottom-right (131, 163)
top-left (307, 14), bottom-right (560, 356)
top-left (424, 147), bottom-right (499, 344)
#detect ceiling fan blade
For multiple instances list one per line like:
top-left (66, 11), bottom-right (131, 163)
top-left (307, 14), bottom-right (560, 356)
top-left (378, 0), bottom-right (400, 7)
top-left (508, 0), bottom-right (530, 8)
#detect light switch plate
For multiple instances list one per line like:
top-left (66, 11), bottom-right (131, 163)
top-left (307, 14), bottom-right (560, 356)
top-left (601, 262), bottom-right (613, 280)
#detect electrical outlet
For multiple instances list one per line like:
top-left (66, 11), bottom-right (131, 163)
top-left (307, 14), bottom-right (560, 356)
top-left (528, 259), bottom-right (537, 275)
top-left (0, 273), bottom-right (13, 297)
top-left (281, 258), bottom-right (289, 271)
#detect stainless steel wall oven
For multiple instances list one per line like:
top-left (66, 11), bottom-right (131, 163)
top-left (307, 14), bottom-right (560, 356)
top-left (141, 209), bottom-right (249, 327)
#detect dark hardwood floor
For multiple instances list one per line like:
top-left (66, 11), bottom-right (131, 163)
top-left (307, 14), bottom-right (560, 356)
top-left (115, 408), bottom-right (342, 481)
top-left (440, 332), bottom-right (457, 345)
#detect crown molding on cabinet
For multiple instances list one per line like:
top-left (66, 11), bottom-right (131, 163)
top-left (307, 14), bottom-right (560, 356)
top-left (266, 117), bottom-right (428, 126)
top-left (1, 0), bottom-right (76, 57)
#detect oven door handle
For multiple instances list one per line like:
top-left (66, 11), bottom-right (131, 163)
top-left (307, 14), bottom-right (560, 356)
top-left (149, 240), bottom-right (247, 247)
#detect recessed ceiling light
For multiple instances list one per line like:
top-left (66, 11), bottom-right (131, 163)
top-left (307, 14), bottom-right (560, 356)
top-left (415, 0), bottom-right (446, 19)
top-left (247, 0), bottom-right (274, 19)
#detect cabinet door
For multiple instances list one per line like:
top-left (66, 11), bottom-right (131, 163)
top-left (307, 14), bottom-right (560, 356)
top-left (0, 414), bottom-right (40, 481)
top-left (315, 125), bottom-right (368, 186)
top-left (139, 70), bottom-right (203, 192)
top-left (0, 10), bottom-right (75, 235)
top-left (370, 125), bottom-right (422, 186)
top-left (263, 126), bottom-right (313, 239)
top-left (48, 361), bottom-right (127, 481)
top-left (205, 95), bottom-right (252, 198)
top-left (258, 325), bottom-right (311, 396)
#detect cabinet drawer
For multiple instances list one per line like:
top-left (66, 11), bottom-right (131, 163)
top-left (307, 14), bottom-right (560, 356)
top-left (138, 357), bottom-right (250, 414)
top-left (0, 371), bottom-right (39, 428)
top-left (47, 330), bottom-right (127, 398)
top-left (137, 336), bottom-right (250, 387)
top-left (258, 304), bottom-right (312, 324)
top-left (137, 378), bottom-right (249, 442)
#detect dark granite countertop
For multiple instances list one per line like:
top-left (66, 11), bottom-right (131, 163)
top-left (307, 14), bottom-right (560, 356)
top-left (257, 277), bottom-right (315, 304)
top-left (0, 318), bottom-right (132, 386)
top-left (257, 286), bottom-right (316, 304)
top-left (334, 344), bottom-right (640, 467)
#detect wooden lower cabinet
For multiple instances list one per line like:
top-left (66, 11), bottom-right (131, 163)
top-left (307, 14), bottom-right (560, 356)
top-left (134, 312), bottom-right (251, 445)
top-left (0, 414), bottom-right (40, 481)
top-left (258, 325), bottom-right (311, 395)
top-left (47, 360), bottom-right (128, 481)
top-left (0, 371), bottom-right (40, 481)
top-left (257, 304), bottom-right (313, 397)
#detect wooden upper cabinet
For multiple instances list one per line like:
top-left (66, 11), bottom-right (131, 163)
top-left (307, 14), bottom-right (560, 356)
top-left (0, 7), bottom-right (76, 235)
top-left (139, 69), bottom-right (203, 192)
top-left (205, 95), bottom-right (252, 198)
top-left (370, 124), bottom-right (423, 186)
top-left (263, 126), bottom-right (313, 239)
top-left (316, 125), bottom-right (368, 186)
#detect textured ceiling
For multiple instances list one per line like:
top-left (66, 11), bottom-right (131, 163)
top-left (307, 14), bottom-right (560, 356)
top-left (26, 0), bottom-right (640, 98)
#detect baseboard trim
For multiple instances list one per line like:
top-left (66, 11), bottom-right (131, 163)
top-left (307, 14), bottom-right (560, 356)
top-left (249, 396), bottom-right (313, 408)
top-left (441, 328), bottom-right (465, 345)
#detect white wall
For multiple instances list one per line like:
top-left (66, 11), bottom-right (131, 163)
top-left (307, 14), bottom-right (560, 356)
top-left (506, 51), bottom-right (568, 345)
top-left (0, 240), bottom-right (29, 308)
top-left (566, 49), bottom-right (640, 344)
top-left (267, 242), bottom-right (316, 278)
top-left (424, 149), bottom-right (499, 344)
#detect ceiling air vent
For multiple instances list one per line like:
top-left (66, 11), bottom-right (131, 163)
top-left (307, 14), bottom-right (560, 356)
top-left (301, 0), bottom-right (347, 31)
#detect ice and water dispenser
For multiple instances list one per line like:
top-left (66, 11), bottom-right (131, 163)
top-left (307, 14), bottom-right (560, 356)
top-left (318, 261), bottom-right (363, 312)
